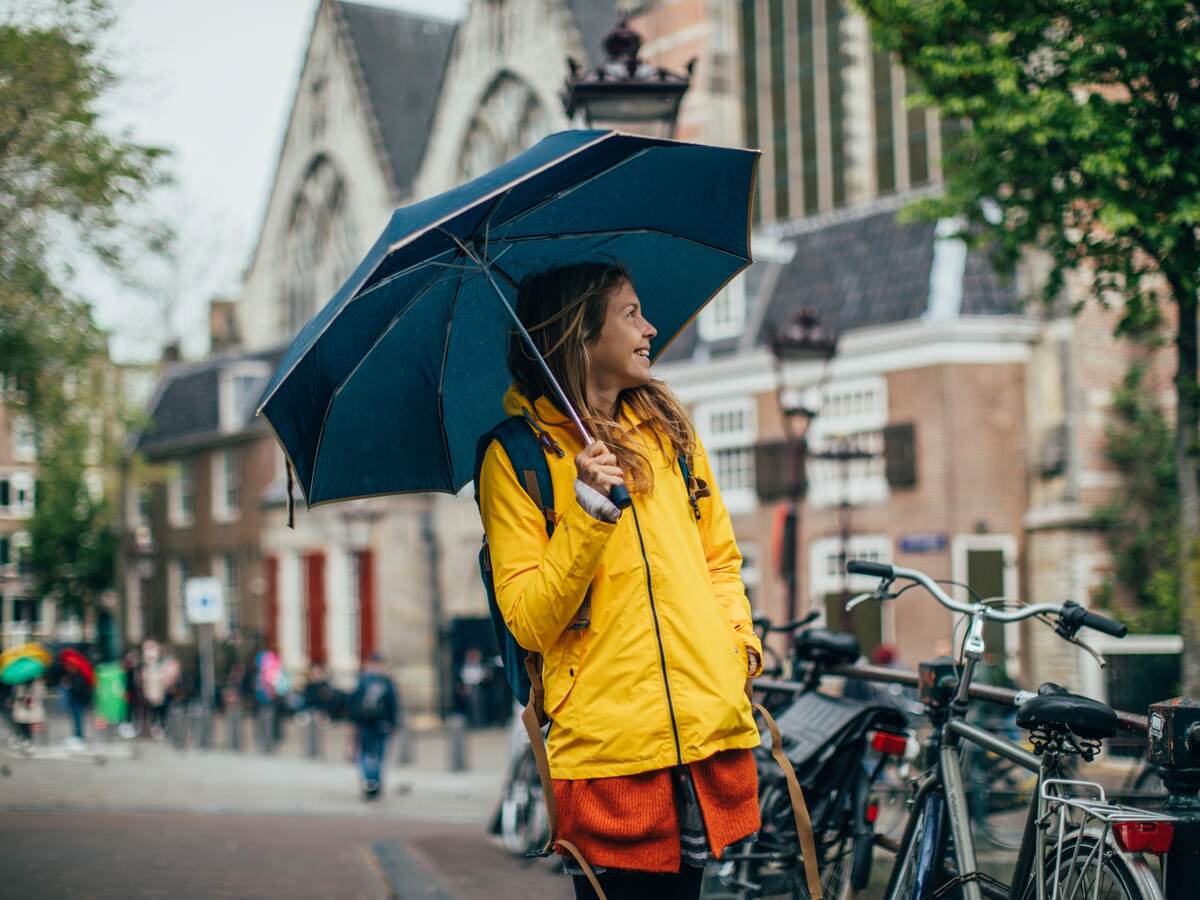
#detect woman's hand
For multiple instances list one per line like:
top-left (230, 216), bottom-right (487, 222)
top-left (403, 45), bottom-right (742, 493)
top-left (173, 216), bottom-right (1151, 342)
top-left (575, 441), bottom-right (625, 498)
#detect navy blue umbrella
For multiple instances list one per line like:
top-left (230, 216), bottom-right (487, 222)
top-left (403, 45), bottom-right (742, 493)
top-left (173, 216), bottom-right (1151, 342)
top-left (258, 129), bottom-right (758, 512)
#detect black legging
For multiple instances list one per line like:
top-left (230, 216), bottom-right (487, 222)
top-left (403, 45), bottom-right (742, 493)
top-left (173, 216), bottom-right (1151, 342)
top-left (572, 866), bottom-right (704, 900)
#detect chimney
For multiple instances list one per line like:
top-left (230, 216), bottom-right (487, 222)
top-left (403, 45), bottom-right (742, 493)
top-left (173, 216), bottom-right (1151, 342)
top-left (209, 298), bottom-right (241, 354)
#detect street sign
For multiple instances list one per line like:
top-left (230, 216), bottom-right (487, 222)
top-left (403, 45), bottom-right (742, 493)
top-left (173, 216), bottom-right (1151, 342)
top-left (897, 533), bottom-right (947, 554)
top-left (185, 577), bottom-right (225, 625)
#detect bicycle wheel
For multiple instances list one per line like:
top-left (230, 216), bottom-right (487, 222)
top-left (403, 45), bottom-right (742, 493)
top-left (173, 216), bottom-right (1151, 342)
top-left (731, 782), bottom-right (853, 900)
top-left (499, 747), bottom-right (547, 857)
top-left (963, 743), bottom-right (1032, 850)
top-left (1020, 834), bottom-right (1161, 900)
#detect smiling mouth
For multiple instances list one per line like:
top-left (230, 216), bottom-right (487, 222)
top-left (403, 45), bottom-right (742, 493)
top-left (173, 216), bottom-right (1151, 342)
top-left (634, 348), bottom-right (650, 359)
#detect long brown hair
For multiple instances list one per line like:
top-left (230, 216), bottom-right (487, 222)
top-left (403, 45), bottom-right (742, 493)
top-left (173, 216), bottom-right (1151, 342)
top-left (508, 262), bottom-right (695, 493)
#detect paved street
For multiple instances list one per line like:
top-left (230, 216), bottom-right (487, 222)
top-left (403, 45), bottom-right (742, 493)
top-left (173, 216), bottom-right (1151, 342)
top-left (0, 722), bottom-right (572, 899)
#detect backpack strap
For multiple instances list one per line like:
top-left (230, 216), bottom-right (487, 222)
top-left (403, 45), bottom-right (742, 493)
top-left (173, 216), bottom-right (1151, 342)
top-left (754, 703), bottom-right (823, 899)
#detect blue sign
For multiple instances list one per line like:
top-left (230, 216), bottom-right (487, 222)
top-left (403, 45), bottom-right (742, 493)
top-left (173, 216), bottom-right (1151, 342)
top-left (897, 533), bottom-right (947, 554)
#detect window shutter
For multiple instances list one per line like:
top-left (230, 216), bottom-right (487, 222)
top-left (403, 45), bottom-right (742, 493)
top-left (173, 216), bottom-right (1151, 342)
top-left (883, 423), bottom-right (917, 488)
top-left (755, 440), bottom-right (805, 501)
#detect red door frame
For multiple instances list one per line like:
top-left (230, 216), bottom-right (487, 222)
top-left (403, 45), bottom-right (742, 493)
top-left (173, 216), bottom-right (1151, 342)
top-left (304, 552), bottom-right (326, 664)
top-left (264, 555), bottom-right (278, 651)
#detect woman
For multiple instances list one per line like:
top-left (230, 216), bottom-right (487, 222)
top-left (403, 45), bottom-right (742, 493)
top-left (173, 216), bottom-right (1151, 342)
top-left (478, 262), bottom-right (764, 899)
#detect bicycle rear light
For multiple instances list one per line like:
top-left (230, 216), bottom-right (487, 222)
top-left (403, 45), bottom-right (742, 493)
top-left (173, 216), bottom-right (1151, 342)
top-left (869, 730), bottom-right (908, 756)
top-left (865, 801), bottom-right (879, 824)
top-left (1112, 821), bottom-right (1174, 855)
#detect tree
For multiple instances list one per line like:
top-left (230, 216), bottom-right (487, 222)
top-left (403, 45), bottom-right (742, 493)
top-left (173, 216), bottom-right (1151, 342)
top-left (858, 0), bottom-right (1200, 691)
top-left (0, 0), bottom-right (169, 422)
top-left (1093, 365), bottom-right (1180, 633)
top-left (26, 388), bottom-right (118, 623)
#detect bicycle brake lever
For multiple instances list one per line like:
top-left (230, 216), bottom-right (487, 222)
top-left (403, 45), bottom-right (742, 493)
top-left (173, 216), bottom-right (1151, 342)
top-left (1067, 634), bottom-right (1107, 669)
top-left (845, 592), bottom-right (873, 612)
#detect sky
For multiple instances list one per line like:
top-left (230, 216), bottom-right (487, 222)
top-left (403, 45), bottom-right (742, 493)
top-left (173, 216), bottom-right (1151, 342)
top-left (95, 0), bottom-right (467, 361)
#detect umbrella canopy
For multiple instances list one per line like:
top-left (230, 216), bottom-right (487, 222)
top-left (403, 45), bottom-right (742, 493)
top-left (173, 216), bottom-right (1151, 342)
top-left (259, 129), bottom-right (757, 507)
top-left (60, 648), bottom-right (96, 686)
top-left (0, 656), bottom-right (47, 685)
top-left (0, 643), bottom-right (51, 672)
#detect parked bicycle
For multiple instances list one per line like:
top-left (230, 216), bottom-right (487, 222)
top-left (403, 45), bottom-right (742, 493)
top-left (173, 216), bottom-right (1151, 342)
top-left (845, 559), bottom-right (1175, 900)
top-left (715, 613), bottom-right (911, 899)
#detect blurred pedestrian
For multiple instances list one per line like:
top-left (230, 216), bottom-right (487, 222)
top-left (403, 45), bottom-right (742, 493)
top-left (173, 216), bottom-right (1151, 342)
top-left (140, 639), bottom-right (170, 740)
top-left (61, 663), bottom-right (93, 747)
top-left (303, 663), bottom-right (334, 715)
top-left (457, 647), bottom-right (489, 728)
top-left (120, 649), bottom-right (142, 738)
top-left (10, 677), bottom-right (46, 749)
top-left (349, 653), bottom-right (400, 801)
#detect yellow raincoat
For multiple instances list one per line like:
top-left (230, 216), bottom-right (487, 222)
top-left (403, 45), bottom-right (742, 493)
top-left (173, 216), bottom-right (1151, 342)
top-left (478, 385), bottom-right (763, 779)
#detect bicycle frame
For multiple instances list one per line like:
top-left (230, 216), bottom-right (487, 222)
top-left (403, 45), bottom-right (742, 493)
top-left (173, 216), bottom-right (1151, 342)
top-left (882, 641), bottom-right (1054, 900)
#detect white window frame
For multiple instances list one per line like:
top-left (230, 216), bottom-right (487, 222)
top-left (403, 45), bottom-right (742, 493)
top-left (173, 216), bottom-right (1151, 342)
top-left (809, 533), bottom-right (896, 646)
top-left (10, 416), bottom-right (35, 463)
top-left (218, 362), bottom-right (270, 434)
top-left (168, 556), bottom-right (191, 641)
top-left (212, 448), bottom-right (241, 522)
top-left (807, 376), bottom-right (889, 509)
top-left (167, 460), bottom-right (195, 528)
top-left (693, 397), bottom-right (757, 515)
top-left (698, 276), bottom-right (747, 342)
top-left (809, 534), bottom-right (892, 599)
top-left (10, 472), bottom-right (34, 518)
top-left (213, 551), bottom-right (240, 635)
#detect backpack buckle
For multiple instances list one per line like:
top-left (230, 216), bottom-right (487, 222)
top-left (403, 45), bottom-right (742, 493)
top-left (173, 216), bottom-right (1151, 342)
top-left (522, 408), bottom-right (564, 457)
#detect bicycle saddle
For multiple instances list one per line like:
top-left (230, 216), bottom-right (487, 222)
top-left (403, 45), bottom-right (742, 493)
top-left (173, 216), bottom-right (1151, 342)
top-left (793, 628), bottom-right (860, 665)
top-left (1015, 683), bottom-right (1119, 740)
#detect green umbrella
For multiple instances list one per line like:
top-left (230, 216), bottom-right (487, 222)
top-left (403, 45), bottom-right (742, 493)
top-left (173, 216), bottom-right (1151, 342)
top-left (0, 655), bottom-right (47, 685)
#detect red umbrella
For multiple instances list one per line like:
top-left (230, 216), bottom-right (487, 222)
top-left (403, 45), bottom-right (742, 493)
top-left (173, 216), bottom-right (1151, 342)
top-left (59, 648), bottom-right (96, 686)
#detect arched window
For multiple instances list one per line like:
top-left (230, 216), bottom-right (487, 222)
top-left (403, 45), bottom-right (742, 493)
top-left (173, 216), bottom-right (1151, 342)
top-left (282, 156), bottom-right (360, 335)
top-left (458, 73), bottom-right (552, 181)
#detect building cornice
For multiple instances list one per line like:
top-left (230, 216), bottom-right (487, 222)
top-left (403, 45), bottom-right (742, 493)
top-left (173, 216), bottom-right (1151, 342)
top-left (657, 315), bottom-right (1041, 403)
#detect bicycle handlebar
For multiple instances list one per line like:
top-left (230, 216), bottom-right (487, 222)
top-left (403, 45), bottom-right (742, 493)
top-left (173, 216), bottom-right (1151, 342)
top-left (845, 560), bottom-right (1125, 637)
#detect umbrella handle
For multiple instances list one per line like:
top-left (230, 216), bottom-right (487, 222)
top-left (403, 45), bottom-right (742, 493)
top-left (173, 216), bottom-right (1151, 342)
top-left (609, 483), bottom-right (632, 509)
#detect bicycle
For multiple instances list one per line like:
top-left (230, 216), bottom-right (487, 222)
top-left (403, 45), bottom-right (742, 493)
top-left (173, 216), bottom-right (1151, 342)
top-left (844, 559), bottom-right (1175, 900)
top-left (715, 613), bottom-right (911, 899)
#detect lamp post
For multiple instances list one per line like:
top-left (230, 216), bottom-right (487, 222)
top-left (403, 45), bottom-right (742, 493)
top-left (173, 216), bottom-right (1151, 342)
top-left (767, 309), bottom-right (838, 624)
top-left (563, 17), bottom-right (694, 139)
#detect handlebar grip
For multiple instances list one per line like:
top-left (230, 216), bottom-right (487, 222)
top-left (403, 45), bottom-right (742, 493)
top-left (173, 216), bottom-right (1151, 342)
top-left (846, 559), bottom-right (895, 579)
top-left (1079, 609), bottom-right (1128, 638)
top-left (609, 482), bottom-right (632, 510)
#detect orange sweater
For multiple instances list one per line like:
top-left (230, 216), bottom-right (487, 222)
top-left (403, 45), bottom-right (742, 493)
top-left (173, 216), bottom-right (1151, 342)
top-left (552, 748), bottom-right (760, 874)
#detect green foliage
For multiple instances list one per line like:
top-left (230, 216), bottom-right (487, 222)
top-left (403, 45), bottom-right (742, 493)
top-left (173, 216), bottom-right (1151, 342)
top-left (858, 0), bottom-right (1200, 329)
top-left (0, 0), bottom-right (170, 422)
top-left (1092, 365), bottom-right (1180, 632)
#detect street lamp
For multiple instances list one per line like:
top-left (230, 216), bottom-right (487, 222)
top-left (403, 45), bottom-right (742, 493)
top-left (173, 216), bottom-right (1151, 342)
top-left (767, 308), bottom-right (838, 624)
top-left (563, 17), bottom-right (694, 139)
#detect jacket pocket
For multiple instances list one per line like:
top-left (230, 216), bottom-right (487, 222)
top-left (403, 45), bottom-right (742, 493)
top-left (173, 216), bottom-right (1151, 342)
top-left (543, 629), bottom-right (584, 716)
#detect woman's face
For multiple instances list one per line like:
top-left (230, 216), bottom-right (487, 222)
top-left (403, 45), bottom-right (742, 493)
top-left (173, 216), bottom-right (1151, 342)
top-left (587, 278), bottom-right (657, 390)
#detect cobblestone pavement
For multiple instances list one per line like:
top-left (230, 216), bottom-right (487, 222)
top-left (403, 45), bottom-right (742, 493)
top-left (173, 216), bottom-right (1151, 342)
top-left (1, 720), bottom-right (510, 823)
top-left (0, 720), bottom-right (579, 899)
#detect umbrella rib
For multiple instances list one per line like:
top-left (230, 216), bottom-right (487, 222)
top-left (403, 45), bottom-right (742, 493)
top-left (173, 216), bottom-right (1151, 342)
top-left (306, 255), bottom-right (477, 500)
top-left (435, 269), bottom-right (469, 490)
top-left (256, 247), bottom-right (459, 416)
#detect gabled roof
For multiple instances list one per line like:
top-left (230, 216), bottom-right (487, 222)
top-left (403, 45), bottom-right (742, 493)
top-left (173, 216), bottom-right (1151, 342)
top-left (337, 1), bottom-right (457, 197)
top-left (659, 201), bottom-right (1022, 365)
top-left (135, 348), bottom-right (284, 456)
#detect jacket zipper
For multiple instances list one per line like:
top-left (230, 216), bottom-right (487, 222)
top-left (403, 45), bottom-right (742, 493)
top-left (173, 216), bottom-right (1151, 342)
top-left (629, 503), bottom-right (684, 766)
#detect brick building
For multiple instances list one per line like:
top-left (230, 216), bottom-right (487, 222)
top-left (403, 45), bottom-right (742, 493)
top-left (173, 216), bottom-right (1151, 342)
top-left (130, 351), bottom-right (281, 651)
